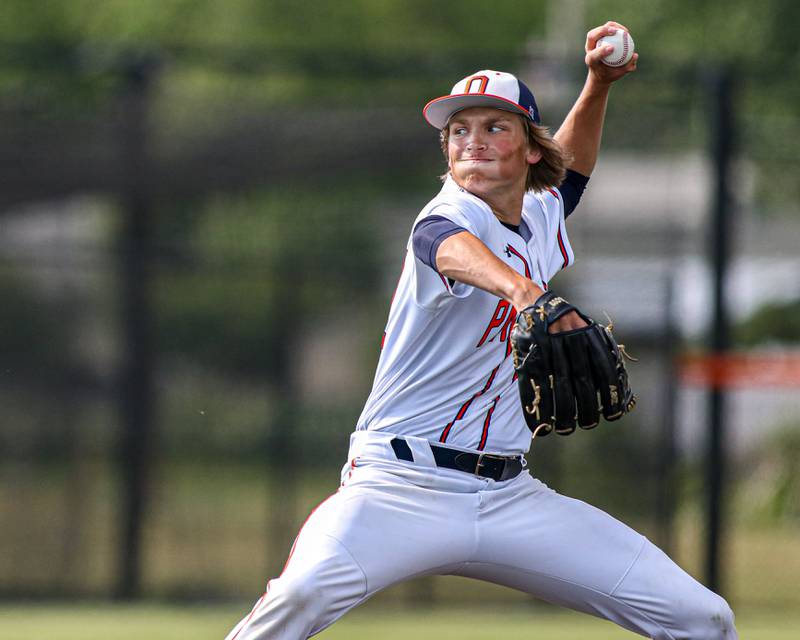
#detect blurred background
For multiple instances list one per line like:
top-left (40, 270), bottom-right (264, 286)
top-left (1, 0), bottom-right (799, 637)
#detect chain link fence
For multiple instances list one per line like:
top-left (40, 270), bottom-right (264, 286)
top-left (1, 44), bottom-right (799, 612)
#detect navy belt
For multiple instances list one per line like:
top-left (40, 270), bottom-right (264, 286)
top-left (390, 437), bottom-right (524, 482)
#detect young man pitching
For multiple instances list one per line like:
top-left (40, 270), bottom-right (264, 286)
top-left (225, 22), bottom-right (738, 640)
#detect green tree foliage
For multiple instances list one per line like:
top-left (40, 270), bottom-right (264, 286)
top-left (589, 0), bottom-right (800, 208)
top-left (2, 0), bottom-right (797, 97)
top-left (0, 0), bottom-right (546, 51)
top-left (0, 271), bottom-right (74, 374)
top-left (588, 0), bottom-right (800, 68)
top-left (735, 298), bottom-right (800, 346)
top-left (154, 185), bottom-right (382, 377)
top-left (4, 1), bottom-right (799, 199)
top-left (738, 426), bottom-right (800, 524)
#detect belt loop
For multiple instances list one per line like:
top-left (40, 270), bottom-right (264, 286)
top-left (390, 437), bottom-right (414, 462)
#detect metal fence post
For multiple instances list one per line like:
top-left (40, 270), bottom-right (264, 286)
top-left (115, 55), bottom-right (159, 600)
top-left (705, 66), bottom-right (735, 595)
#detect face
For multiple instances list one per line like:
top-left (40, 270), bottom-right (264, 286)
top-left (447, 107), bottom-right (541, 200)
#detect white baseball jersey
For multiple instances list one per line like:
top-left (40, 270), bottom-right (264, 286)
top-left (355, 175), bottom-right (574, 455)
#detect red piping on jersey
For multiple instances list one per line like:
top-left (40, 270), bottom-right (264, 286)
top-left (545, 188), bottom-right (570, 268)
top-left (439, 363), bottom-right (501, 443)
top-left (477, 395), bottom-right (500, 450)
top-left (505, 244), bottom-right (532, 279)
top-left (438, 271), bottom-right (450, 291)
top-left (556, 225), bottom-right (569, 268)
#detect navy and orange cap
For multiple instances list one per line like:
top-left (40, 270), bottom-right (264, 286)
top-left (423, 70), bottom-right (541, 130)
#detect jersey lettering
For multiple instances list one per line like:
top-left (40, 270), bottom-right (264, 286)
top-left (502, 307), bottom-right (517, 357)
top-left (476, 299), bottom-right (518, 351)
top-left (476, 299), bottom-right (510, 347)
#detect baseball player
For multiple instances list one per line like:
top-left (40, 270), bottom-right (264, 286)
top-left (225, 22), bottom-right (737, 640)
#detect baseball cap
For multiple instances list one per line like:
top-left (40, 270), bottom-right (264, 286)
top-left (423, 70), bottom-right (541, 130)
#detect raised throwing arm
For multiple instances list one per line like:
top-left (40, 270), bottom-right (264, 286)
top-left (554, 21), bottom-right (638, 176)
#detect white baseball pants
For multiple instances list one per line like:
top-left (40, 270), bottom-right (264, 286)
top-left (225, 431), bottom-right (737, 640)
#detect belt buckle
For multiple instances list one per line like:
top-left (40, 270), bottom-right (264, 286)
top-left (474, 452), bottom-right (503, 478)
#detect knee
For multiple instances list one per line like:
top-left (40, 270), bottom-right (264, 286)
top-left (272, 574), bottom-right (326, 617)
top-left (707, 597), bottom-right (737, 639)
top-left (685, 593), bottom-right (737, 639)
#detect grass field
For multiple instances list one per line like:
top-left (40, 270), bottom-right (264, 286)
top-left (4, 461), bottom-right (799, 612)
top-left (1, 603), bottom-right (798, 639)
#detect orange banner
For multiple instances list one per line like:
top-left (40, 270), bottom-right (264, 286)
top-left (678, 352), bottom-right (800, 388)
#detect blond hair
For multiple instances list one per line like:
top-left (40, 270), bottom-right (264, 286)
top-left (439, 115), bottom-right (570, 193)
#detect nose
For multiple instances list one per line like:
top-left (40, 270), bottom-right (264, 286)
top-left (465, 129), bottom-right (487, 150)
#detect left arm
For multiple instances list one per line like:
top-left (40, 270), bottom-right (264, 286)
top-left (554, 21), bottom-right (638, 176)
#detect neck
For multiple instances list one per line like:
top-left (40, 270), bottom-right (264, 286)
top-left (483, 192), bottom-right (523, 226)
top-left (449, 174), bottom-right (526, 226)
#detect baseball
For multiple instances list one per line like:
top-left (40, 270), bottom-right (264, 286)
top-left (598, 29), bottom-right (634, 67)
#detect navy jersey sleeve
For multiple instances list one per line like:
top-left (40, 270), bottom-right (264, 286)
top-left (558, 169), bottom-right (590, 218)
top-left (412, 215), bottom-right (467, 270)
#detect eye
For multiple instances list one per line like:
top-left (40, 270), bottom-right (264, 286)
top-left (488, 124), bottom-right (506, 133)
top-left (452, 126), bottom-right (467, 136)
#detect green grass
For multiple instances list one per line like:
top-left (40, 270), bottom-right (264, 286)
top-left (4, 461), bottom-right (800, 613)
top-left (0, 604), bottom-right (798, 640)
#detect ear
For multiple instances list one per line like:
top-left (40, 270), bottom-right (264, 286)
top-left (526, 145), bottom-right (542, 165)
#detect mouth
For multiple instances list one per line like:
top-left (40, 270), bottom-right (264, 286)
top-left (461, 157), bottom-right (493, 163)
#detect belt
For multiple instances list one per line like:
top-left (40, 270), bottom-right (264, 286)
top-left (390, 437), bottom-right (524, 482)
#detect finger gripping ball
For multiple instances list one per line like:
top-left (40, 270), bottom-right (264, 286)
top-left (598, 30), bottom-right (635, 67)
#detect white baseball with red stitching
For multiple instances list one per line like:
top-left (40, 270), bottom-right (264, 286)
top-left (598, 30), bottom-right (634, 67)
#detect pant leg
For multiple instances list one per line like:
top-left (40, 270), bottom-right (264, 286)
top-left (224, 531), bottom-right (366, 640)
top-left (457, 472), bottom-right (737, 640)
top-left (224, 462), bottom-right (482, 640)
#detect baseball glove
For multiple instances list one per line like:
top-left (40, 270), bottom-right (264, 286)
top-left (511, 290), bottom-right (636, 437)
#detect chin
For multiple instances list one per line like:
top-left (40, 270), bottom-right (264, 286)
top-left (455, 172), bottom-right (491, 190)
